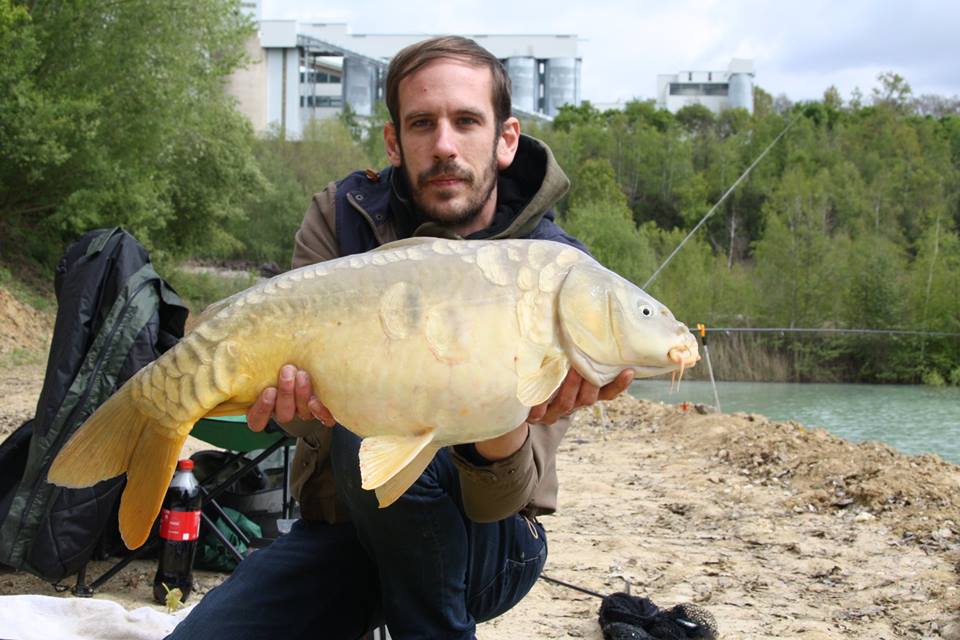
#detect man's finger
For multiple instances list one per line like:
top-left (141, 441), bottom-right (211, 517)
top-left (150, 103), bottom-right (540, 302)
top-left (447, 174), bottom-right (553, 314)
top-left (540, 370), bottom-right (583, 425)
top-left (274, 365), bottom-right (297, 423)
top-left (526, 402), bottom-right (548, 424)
top-left (576, 381), bottom-right (600, 408)
top-left (294, 371), bottom-right (314, 421)
top-left (598, 369), bottom-right (635, 401)
top-left (309, 397), bottom-right (336, 427)
top-left (246, 387), bottom-right (276, 432)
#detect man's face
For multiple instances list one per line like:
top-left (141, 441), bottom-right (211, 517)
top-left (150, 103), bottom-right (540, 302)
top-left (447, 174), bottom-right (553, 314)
top-left (385, 59), bottom-right (519, 233)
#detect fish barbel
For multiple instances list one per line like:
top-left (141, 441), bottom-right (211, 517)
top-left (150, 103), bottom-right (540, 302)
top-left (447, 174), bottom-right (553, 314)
top-left (48, 238), bottom-right (699, 548)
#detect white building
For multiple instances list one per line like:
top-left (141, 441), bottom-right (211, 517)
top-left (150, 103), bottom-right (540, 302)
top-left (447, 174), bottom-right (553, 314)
top-left (227, 8), bottom-right (581, 139)
top-left (656, 59), bottom-right (755, 115)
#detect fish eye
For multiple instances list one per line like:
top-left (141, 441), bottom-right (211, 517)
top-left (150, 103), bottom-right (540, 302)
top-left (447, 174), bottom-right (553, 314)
top-left (639, 304), bottom-right (654, 317)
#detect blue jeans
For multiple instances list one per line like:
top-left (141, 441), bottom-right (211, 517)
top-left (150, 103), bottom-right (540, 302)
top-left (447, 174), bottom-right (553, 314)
top-left (167, 425), bottom-right (547, 640)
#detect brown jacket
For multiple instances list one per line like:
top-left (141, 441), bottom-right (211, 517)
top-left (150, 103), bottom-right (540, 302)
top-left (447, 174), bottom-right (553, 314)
top-left (286, 135), bottom-right (577, 524)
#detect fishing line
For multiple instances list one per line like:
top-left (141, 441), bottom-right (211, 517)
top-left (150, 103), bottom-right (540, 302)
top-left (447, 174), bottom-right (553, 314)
top-left (540, 573), bottom-right (608, 599)
top-left (688, 327), bottom-right (960, 338)
top-left (643, 114), bottom-right (800, 290)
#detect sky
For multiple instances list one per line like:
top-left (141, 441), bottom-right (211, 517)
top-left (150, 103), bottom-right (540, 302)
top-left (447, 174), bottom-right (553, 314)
top-left (260, 0), bottom-right (960, 107)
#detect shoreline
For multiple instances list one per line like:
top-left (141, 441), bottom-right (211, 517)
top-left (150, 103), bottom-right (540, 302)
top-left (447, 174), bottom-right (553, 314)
top-left (1, 366), bottom-right (958, 638)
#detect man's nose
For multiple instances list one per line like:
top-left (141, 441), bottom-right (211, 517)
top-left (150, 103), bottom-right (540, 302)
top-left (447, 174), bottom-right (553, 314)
top-left (432, 120), bottom-right (457, 160)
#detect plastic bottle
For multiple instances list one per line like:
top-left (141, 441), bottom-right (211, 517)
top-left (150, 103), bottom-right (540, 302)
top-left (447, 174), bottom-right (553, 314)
top-left (152, 459), bottom-right (202, 605)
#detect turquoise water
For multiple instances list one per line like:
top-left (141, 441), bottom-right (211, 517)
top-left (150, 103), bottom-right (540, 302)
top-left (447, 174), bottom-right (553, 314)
top-left (629, 380), bottom-right (960, 463)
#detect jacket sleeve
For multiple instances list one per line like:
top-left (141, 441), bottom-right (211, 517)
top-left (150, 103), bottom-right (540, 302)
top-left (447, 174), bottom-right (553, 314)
top-left (293, 182), bottom-right (340, 268)
top-left (450, 418), bottom-right (569, 522)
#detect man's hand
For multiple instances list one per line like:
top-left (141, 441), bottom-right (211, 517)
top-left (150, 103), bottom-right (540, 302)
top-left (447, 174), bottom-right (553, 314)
top-left (245, 364), bottom-right (335, 432)
top-left (527, 368), bottom-right (635, 425)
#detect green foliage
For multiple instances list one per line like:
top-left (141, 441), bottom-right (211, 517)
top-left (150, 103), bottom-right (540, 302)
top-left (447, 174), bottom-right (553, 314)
top-left (164, 268), bottom-right (258, 316)
top-left (229, 117), bottom-right (383, 266)
top-left (921, 369), bottom-right (946, 387)
top-left (562, 160), bottom-right (656, 287)
top-left (675, 104), bottom-right (716, 135)
top-left (1, 0), bottom-right (259, 260)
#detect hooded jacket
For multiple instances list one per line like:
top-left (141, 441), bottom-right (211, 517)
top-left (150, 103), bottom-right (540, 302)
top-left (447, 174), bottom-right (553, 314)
top-left (286, 135), bottom-right (585, 524)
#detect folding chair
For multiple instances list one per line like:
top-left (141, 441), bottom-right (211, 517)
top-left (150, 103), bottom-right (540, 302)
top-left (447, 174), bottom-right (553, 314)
top-left (71, 416), bottom-right (294, 595)
top-left (189, 416), bottom-right (295, 561)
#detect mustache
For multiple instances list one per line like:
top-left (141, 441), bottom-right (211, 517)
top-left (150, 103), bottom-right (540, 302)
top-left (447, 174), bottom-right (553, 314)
top-left (417, 160), bottom-right (475, 188)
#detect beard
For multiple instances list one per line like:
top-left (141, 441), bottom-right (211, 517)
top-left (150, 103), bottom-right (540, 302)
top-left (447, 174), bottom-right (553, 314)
top-left (400, 144), bottom-right (499, 230)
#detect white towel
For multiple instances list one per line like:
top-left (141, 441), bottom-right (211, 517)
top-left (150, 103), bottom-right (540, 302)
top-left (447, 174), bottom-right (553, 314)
top-left (0, 594), bottom-right (194, 640)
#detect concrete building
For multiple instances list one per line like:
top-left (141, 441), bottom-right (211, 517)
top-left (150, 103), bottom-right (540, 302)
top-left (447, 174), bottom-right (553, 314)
top-left (228, 5), bottom-right (581, 138)
top-left (656, 59), bottom-right (755, 115)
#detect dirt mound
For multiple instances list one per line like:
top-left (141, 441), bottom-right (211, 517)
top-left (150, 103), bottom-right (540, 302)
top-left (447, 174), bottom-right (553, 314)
top-left (0, 287), bottom-right (52, 356)
top-left (607, 395), bottom-right (960, 547)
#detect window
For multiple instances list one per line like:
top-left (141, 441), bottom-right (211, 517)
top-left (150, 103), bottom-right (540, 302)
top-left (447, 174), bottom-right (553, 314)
top-left (301, 70), bottom-right (341, 84)
top-left (669, 82), bottom-right (729, 96)
top-left (301, 95), bottom-right (344, 109)
top-left (316, 95), bottom-right (343, 107)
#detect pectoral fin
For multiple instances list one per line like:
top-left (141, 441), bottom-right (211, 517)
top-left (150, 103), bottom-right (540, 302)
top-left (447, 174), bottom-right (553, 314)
top-left (373, 444), bottom-right (439, 508)
top-left (516, 350), bottom-right (569, 407)
top-left (202, 400), bottom-right (252, 418)
top-left (359, 430), bottom-right (436, 493)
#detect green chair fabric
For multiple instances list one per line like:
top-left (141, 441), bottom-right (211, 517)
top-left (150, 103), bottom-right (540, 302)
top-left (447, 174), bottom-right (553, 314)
top-left (191, 415), bottom-right (285, 452)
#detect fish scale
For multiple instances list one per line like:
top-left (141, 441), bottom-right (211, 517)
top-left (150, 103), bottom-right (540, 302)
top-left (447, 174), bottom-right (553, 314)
top-left (48, 238), bottom-right (699, 548)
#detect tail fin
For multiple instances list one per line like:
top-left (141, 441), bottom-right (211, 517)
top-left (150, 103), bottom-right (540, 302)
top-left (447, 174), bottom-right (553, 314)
top-left (48, 383), bottom-right (186, 549)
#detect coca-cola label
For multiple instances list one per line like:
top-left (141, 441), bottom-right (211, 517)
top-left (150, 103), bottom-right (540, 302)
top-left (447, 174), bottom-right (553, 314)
top-left (159, 509), bottom-right (201, 541)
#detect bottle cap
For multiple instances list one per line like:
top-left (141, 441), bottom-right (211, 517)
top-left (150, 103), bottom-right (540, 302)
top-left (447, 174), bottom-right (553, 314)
top-left (177, 459), bottom-right (194, 471)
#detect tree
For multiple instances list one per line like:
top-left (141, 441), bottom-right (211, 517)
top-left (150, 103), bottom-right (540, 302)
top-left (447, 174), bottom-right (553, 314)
top-left (872, 71), bottom-right (913, 111)
top-left (753, 168), bottom-right (845, 329)
top-left (1, 0), bottom-right (260, 259)
top-left (823, 86), bottom-right (843, 111)
top-left (675, 103), bottom-right (716, 136)
top-left (562, 158), bottom-right (656, 286)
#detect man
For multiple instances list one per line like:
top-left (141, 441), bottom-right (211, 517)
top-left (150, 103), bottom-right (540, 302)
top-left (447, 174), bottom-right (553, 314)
top-left (169, 36), bottom-right (633, 640)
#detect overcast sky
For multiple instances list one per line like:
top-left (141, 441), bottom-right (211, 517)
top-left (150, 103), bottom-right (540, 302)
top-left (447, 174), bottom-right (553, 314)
top-left (261, 0), bottom-right (959, 106)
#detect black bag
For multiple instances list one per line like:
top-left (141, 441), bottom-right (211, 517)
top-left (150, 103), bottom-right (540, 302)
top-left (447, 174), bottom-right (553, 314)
top-left (0, 228), bottom-right (188, 582)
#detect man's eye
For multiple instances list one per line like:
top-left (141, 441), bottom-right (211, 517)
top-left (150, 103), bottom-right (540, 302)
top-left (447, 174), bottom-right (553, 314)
top-left (458, 117), bottom-right (479, 126)
top-left (411, 119), bottom-right (432, 128)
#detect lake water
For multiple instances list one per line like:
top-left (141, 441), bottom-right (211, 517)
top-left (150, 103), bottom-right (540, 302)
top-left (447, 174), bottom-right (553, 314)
top-left (629, 380), bottom-right (960, 464)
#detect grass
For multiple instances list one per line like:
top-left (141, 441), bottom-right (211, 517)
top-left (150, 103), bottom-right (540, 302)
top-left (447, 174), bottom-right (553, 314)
top-left (164, 268), bottom-right (259, 316)
top-left (0, 347), bottom-right (47, 369)
top-left (0, 264), bottom-right (56, 313)
top-left (684, 332), bottom-right (793, 382)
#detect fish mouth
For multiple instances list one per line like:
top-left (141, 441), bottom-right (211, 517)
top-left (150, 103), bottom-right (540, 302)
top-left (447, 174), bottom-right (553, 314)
top-left (668, 345), bottom-right (700, 368)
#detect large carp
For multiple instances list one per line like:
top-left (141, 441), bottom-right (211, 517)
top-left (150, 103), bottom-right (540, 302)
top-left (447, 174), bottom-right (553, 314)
top-left (48, 238), bottom-right (699, 548)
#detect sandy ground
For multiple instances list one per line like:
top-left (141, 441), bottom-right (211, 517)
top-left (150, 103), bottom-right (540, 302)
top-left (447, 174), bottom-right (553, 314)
top-left (1, 287), bottom-right (959, 639)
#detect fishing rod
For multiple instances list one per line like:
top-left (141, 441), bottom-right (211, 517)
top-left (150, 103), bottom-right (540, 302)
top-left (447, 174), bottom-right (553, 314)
top-left (687, 327), bottom-right (960, 338)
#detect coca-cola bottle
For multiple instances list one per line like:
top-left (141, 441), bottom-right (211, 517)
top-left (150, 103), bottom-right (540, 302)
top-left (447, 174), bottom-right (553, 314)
top-left (152, 459), bottom-right (202, 605)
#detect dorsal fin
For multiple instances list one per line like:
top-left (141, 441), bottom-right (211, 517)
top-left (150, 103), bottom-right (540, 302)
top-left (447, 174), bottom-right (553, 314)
top-left (372, 237), bottom-right (439, 252)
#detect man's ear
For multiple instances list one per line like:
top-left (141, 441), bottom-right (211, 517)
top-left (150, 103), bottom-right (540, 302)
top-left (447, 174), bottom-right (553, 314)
top-left (496, 116), bottom-right (521, 170)
top-left (384, 122), bottom-right (402, 167)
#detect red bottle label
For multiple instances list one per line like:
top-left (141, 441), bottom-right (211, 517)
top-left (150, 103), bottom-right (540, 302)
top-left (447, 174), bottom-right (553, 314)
top-left (159, 509), bottom-right (201, 541)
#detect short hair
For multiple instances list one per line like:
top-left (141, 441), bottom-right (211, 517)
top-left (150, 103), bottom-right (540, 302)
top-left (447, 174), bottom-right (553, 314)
top-left (385, 36), bottom-right (513, 129)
